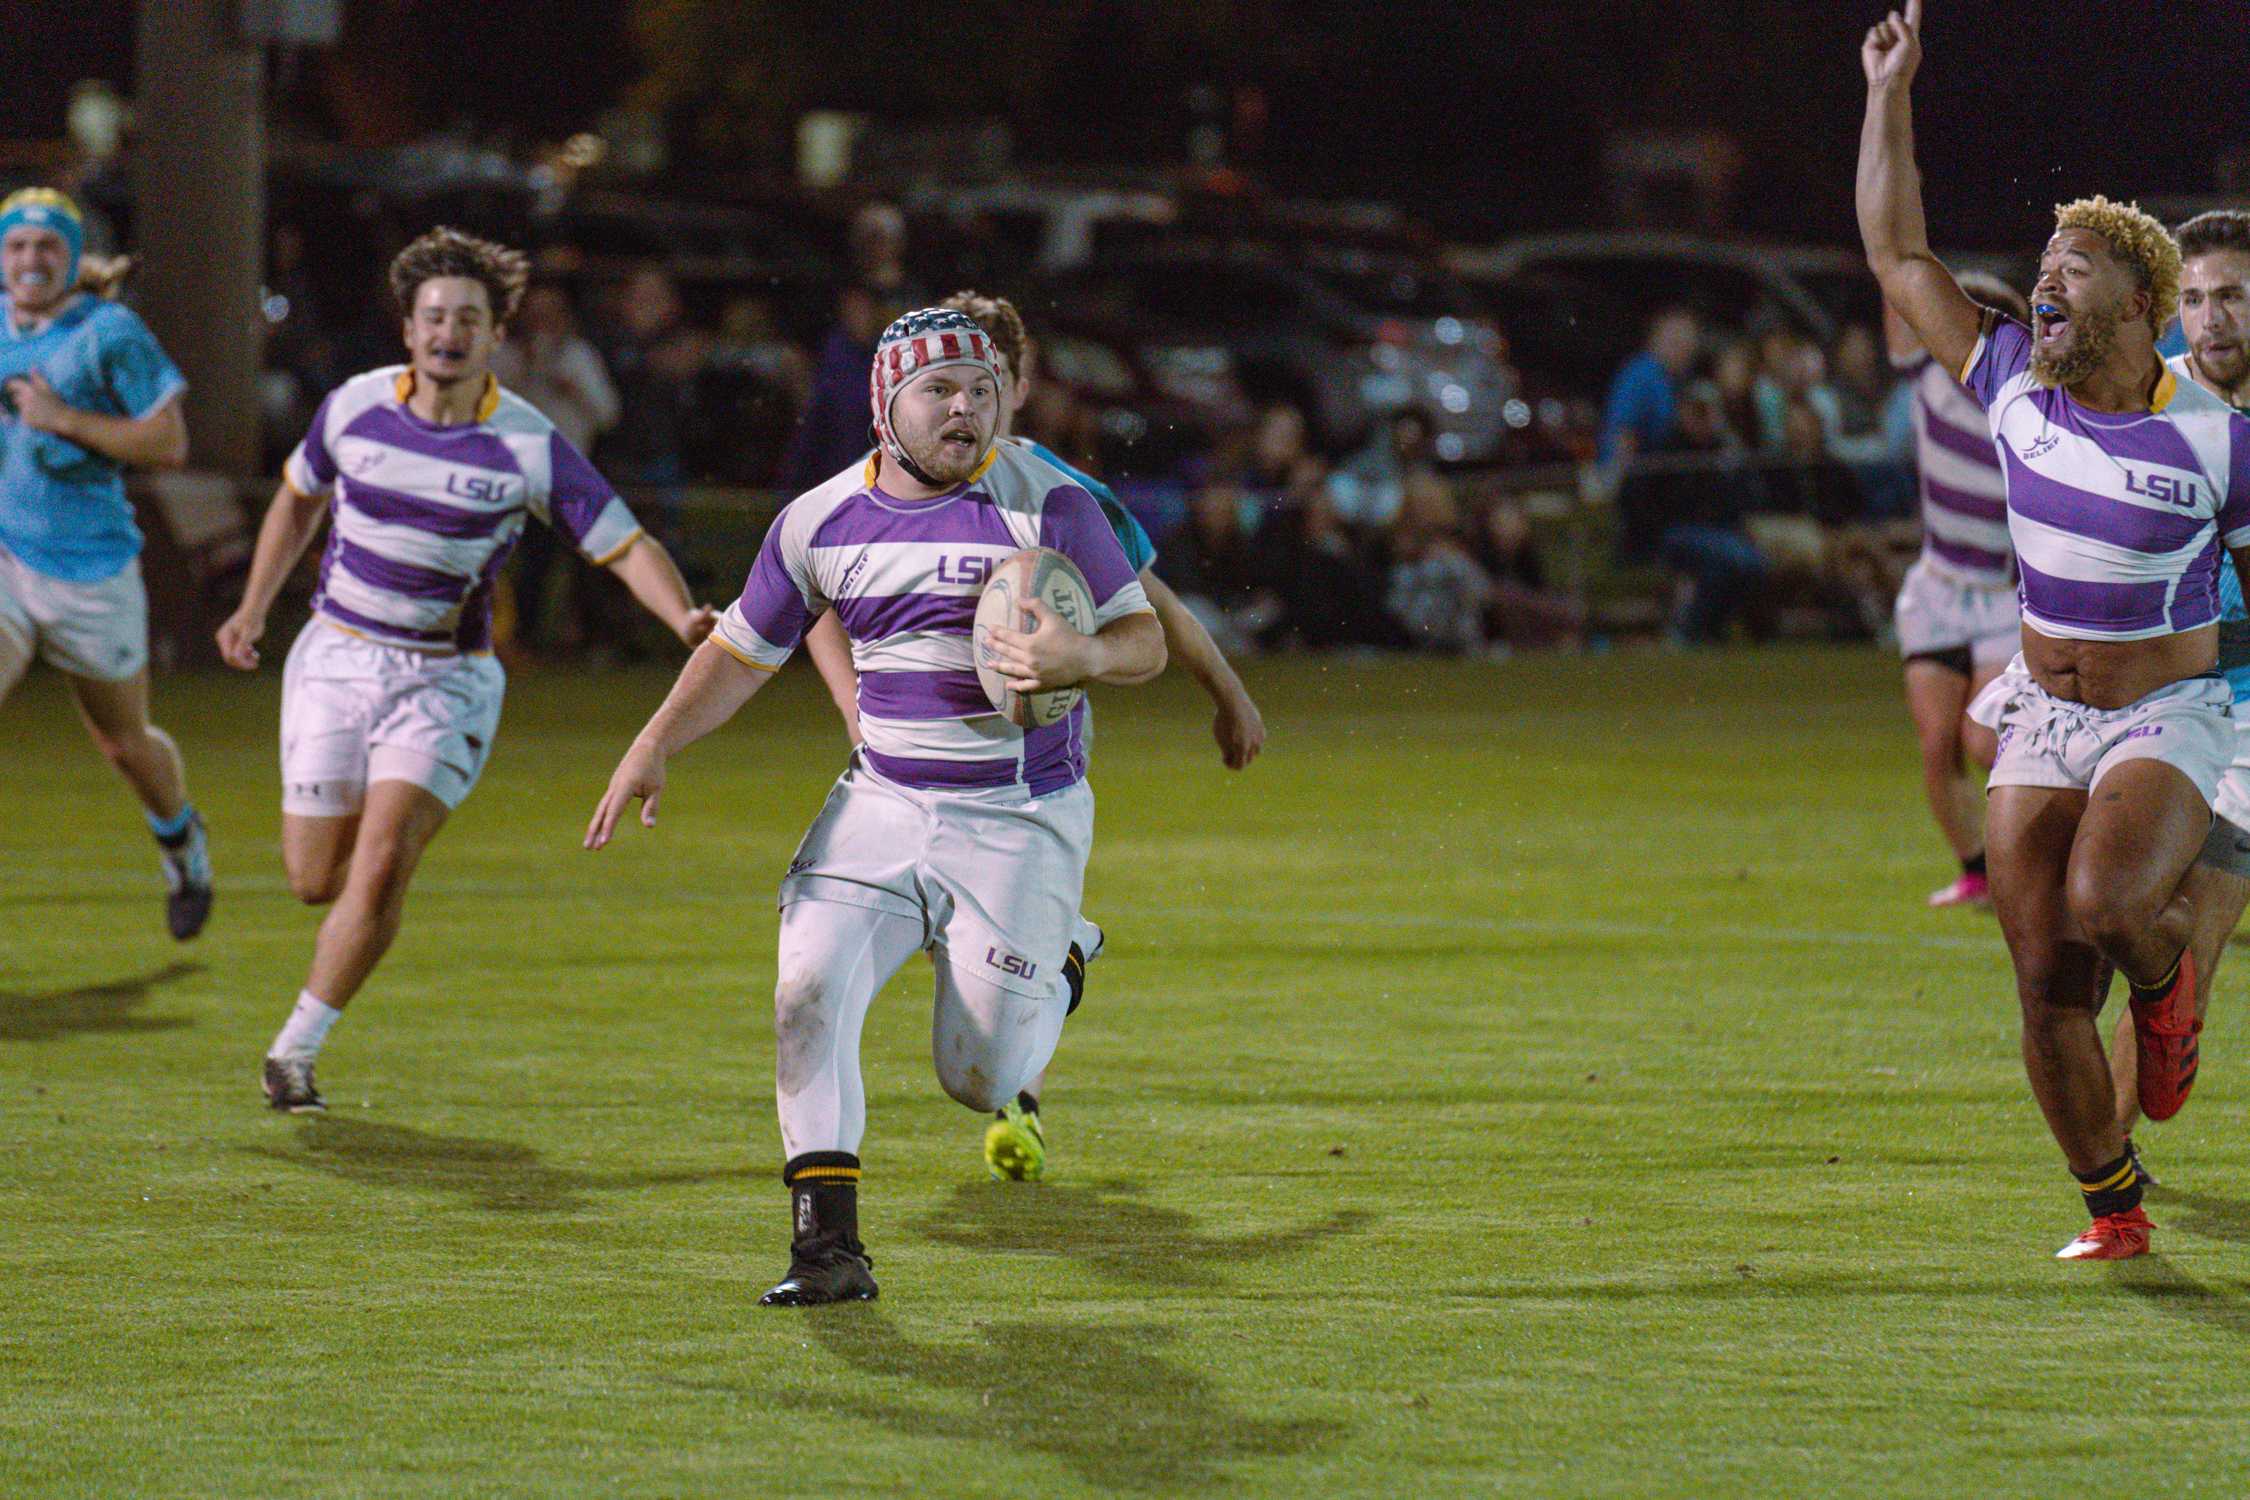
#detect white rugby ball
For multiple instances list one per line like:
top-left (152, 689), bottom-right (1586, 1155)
top-left (972, 547), bottom-right (1096, 728)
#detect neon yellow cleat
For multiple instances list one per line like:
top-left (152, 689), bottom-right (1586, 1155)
top-left (983, 1097), bottom-right (1046, 1182)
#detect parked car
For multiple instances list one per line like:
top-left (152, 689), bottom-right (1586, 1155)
top-left (1036, 244), bottom-right (1517, 462)
top-left (1448, 233), bottom-right (1843, 389)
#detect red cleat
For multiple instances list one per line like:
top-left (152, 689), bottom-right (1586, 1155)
top-left (2056, 1207), bottom-right (2153, 1260)
top-left (2131, 950), bottom-right (2202, 1123)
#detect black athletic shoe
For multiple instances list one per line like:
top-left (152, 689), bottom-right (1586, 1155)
top-left (262, 1055), bottom-right (326, 1114)
top-left (2127, 1136), bottom-right (2159, 1190)
top-left (159, 813), bottom-right (213, 941)
top-left (759, 1237), bottom-right (877, 1306)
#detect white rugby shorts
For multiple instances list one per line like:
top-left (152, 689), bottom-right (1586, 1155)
top-left (0, 540), bottom-right (147, 686)
top-left (2202, 712), bottom-right (2250, 878)
top-left (1894, 557), bottom-right (2018, 670)
top-left (779, 756), bottom-right (1093, 1001)
top-left (1970, 655), bottom-right (2235, 805)
top-left (279, 616), bottom-right (504, 816)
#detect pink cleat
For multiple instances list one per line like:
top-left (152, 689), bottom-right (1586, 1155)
top-left (1927, 872), bottom-right (1991, 908)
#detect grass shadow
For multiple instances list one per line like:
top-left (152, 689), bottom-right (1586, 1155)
top-left (2116, 1251), bottom-right (2250, 1341)
top-left (238, 1115), bottom-right (748, 1214)
top-left (775, 1310), bottom-right (1339, 1492)
top-left (911, 1178), bottom-right (1371, 1289)
top-left (0, 962), bottom-right (200, 1043)
top-left (2145, 1184), bottom-right (2250, 1248)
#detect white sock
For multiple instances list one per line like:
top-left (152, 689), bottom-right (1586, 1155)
top-left (269, 991), bottom-right (342, 1061)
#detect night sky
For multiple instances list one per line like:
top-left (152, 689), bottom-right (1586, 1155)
top-left (7, 1), bottom-right (2249, 252)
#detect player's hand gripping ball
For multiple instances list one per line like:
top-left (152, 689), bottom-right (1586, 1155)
top-left (973, 547), bottom-right (1096, 728)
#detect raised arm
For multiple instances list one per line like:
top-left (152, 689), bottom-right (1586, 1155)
top-left (583, 638), bottom-right (774, 848)
top-left (215, 481), bottom-right (330, 670)
top-left (1856, 0), bottom-right (1980, 376)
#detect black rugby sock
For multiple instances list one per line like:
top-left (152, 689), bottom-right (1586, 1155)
top-left (2075, 1150), bottom-right (2143, 1219)
top-left (783, 1151), bottom-right (862, 1249)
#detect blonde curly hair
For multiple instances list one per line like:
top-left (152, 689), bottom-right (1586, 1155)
top-left (2052, 196), bottom-right (2180, 334)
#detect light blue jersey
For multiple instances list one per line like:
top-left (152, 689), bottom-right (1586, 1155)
top-left (0, 294), bottom-right (186, 582)
top-left (2166, 354), bottom-right (2250, 700)
top-left (1017, 437), bottom-right (1156, 574)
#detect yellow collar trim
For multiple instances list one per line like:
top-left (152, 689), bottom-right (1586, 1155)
top-left (393, 369), bottom-right (501, 422)
top-left (2150, 367), bottom-right (2179, 414)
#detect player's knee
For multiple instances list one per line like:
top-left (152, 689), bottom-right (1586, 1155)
top-left (773, 965), bottom-right (835, 1040)
top-left (85, 722), bottom-right (137, 769)
top-left (2064, 868), bottom-right (2141, 953)
top-left (934, 1052), bottom-right (1011, 1112)
top-left (286, 862), bottom-right (345, 905)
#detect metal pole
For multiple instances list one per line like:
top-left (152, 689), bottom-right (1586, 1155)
top-left (132, 0), bottom-right (264, 479)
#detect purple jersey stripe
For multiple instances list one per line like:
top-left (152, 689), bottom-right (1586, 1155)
top-left (341, 481), bottom-right (514, 539)
top-left (333, 535), bottom-right (473, 601)
top-left (313, 596), bottom-right (455, 644)
top-left (862, 748), bottom-right (1019, 789)
top-left (832, 591), bottom-right (976, 640)
top-left (2066, 412), bottom-right (2208, 470)
top-left (1924, 476), bottom-right (2008, 525)
top-left (344, 405), bottom-right (525, 477)
top-left (811, 491), bottom-right (1008, 550)
top-left (2016, 556), bottom-right (2171, 635)
top-left (858, 669), bottom-right (994, 719)
top-left (1928, 535), bottom-right (2013, 576)
top-left (2002, 449), bottom-right (2211, 555)
top-left (1022, 703), bottom-right (1087, 795)
top-left (2174, 536), bottom-right (2223, 631)
top-left (1921, 408), bottom-right (2002, 468)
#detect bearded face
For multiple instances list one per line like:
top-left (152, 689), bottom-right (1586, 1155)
top-left (2028, 227), bottom-right (2146, 391)
top-left (889, 365), bottom-right (998, 486)
top-left (2028, 292), bottom-right (2124, 390)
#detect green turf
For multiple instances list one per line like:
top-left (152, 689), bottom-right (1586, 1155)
top-left (5, 646), bottom-right (2248, 1497)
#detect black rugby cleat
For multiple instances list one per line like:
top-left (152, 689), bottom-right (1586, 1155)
top-left (759, 1237), bottom-right (877, 1306)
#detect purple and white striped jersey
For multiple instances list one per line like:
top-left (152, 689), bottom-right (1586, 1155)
top-left (283, 367), bottom-right (643, 652)
top-left (714, 443), bottom-right (1153, 796)
top-left (1962, 313), bottom-right (2250, 641)
top-left (1901, 350), bottom-right (2012, 585)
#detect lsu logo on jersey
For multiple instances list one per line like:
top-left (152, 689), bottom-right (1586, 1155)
top-left (2123, 469), bottom-right (2204, 509)
top-left (937, 555), bottom-right (994, 587)
top-left (445, 473), bottom-right (519, 505)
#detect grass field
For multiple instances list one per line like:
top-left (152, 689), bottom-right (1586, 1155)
top-left (8, 645), bottom-right (2250, 1497)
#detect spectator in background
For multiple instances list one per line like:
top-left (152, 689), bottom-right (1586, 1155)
top-left (1328, 406), bottom-right (1437, 530)
top-left (1599, 306), bottom-right (1698, 463)
top-left (1385, 471), bottom-right (1491, 654)
top-left (778, 281), bottom-right (899, 491)
top-left (848, 202), bottom-right (920, 300)
top-left (1472, 494), bottom-right (1585, 651)
top-left (1616, 384), bottom-right (1769, 646)
top-left (1827, 320), bottom-right (1910, 513)
top-left (1225, 401), bottom-right (1394, 650)
top-left (1770, 398), bottom-right (1866, 525)
top-left (1708, 337), bottom-right (1762, 448)
top-left (600, 266), bottom-right (707, 494)
top-left (1160, 484), bottom-right (1279, 655)
top-left (1752, 328), bottom-right (1843, 451)
top-left (493, 285), bottom-right (620, 654)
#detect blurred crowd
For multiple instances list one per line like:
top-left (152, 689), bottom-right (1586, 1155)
top-left (252, 198), bottom-right (1920, 660)
top-left (1598, 305), bottom-right (1918, 648)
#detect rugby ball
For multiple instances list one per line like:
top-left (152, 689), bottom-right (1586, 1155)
top-left (972, 547), bottom-right (1096, 728)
